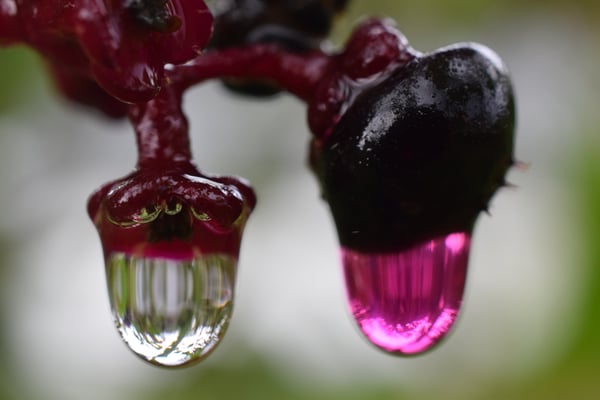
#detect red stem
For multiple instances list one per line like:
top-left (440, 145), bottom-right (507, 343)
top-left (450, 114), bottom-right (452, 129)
top-left (170, 45), bottom-right (332, 102)
top-left (128, 83), bottom-right (192, 169)
top-left (126, 44), bottom-right (334, 168)
top-left (127, 45), bottom-right (332, 168)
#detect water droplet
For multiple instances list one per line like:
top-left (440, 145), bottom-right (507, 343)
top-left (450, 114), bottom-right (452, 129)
top-left (342, 232), bottom-right (470, 355)
top-left (106, 252), bottom-right (236, 367)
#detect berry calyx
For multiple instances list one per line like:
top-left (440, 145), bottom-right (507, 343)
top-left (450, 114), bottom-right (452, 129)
top-left (307, 18), bottom-right (418, 139)
top-left (88, 163), bottom-right (255, 259)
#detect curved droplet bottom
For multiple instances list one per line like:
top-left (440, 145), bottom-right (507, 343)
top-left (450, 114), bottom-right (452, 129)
top-left (342, 232), bottom-right (471, 355)
top-left (106, 253), bottom-right (236, 367)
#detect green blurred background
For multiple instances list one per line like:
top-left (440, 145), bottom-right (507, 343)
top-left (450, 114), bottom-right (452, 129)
top-left (1, 1), bottom-right (599, 399)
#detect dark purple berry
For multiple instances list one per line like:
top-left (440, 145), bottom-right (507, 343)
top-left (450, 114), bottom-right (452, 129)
top-left (314, 43), bottom-right (515, 252)
top-left (211, 0), bottom-right (348, 45)
top-left (210, 0), bottom-right (349, 97)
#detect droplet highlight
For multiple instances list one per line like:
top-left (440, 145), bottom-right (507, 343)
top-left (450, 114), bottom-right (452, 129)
top-left (106, 252), bottom-right (236, 367)
top-left (342, 232), bottom-right (470, 355)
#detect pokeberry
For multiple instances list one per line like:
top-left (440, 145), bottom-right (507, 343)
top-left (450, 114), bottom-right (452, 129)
top-left (312, 42), bottom-right (515, 355)
top-left (314, 43), bottom-right (515, 252)
top-left (307, 18), bottom-right (417, 139)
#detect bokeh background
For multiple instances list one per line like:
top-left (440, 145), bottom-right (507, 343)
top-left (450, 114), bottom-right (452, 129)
top-left (1, 1), bottom-right (599, 399)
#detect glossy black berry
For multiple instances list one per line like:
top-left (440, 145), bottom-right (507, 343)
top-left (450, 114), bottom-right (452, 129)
top-left (210, 0), bottom-right (348, 46)
top-left (315, 43), bottom-right (515, 252)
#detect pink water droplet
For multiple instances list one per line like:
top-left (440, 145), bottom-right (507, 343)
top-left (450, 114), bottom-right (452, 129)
top-left (342, 232), bottom-right (471, 355)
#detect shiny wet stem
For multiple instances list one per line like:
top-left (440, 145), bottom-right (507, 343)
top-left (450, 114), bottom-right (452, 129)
top-left (106, 253), bottom-right (237, 367)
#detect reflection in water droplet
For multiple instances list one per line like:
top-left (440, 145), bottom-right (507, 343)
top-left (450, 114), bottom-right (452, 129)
top-left (342, 232), bottom-right (470, 355)
top-left (106, 253), bottom-right (236, 367)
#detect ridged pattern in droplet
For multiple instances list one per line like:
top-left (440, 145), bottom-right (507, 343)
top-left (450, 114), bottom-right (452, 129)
top-left (106, 253), bottom-right (236, 367)
top-left (342, 232), bottom-right (470, 355)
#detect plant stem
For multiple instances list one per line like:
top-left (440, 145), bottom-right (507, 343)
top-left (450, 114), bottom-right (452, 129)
top-left (128, 84), bottom-right (192, 168)
top-left (170, 45), bottom-right (331, 102)
top-left (128, 45), bottom-right (334, 168)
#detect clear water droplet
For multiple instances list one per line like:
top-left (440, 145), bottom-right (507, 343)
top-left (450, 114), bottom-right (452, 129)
top-left (106, 252), bottom-right (236, 367)
top-left (342, 232), bottom-right (471, 355)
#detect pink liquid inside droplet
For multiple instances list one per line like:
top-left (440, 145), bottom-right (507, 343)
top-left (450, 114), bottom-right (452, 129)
top-left (342, 232), bottom-right (471, 355)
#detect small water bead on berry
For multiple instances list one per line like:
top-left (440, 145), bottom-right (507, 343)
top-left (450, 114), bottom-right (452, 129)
top-left (89, 167), bottom-right (255, 366)
top-left (342, 232), bottom-right (470, 355)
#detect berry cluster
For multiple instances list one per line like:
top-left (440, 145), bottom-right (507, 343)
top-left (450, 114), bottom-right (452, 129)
top-left (1, 0), bottom-right (515, 365)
